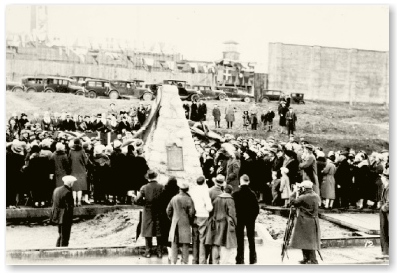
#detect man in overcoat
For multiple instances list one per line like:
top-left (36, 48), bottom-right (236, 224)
top-left (212, 104), bottom-right (221, 128)
top-left (226, 151), bottom-right (241, 192)
top-left (232, 175), bottom-right (260, 264)
top-left (377, 169), bottom-right (389, 259)
top-left (166, 180), bottom-right (195, 264)
top-left (299, 144), bottom-right (320, 196)
top-left (50, 175), bottom-right (76, 247)
top-left (134, 170), bottom-right (164, 258)
top-left (285, 107), bottom-right (297, 136)
top-left (289, 180), bottom-right (321, 264)
top-left (198, 98), bottom-right (207, 121)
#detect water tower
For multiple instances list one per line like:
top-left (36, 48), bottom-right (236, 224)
top-left (223, 40), bottom-right (240, 61)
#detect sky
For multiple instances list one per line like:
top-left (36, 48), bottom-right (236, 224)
top-left (6, 5), bottom-right (389, 64)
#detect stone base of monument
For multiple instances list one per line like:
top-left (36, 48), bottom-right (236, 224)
top-left (145, 85), bottom-right (203, 186)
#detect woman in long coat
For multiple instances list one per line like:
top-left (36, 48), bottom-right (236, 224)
top-left (134, 170), bottom-right (164, 258)
top-left (205, 185), bottom-right (237, 264)
top-left (290, 181), bottom-right (321, 264)
top-left (50, 143), bottom-right (71, 188)
top-left (320, 159), bottom-right (336, 209)
top-left (68, 138), bottom-right (88, 206)
top-left (225, 102), bottom-right (235, 129)
top-left (166, 181), bottom-right (195, 264)
top-left (278, 102), bottom-right (289, 133)
top-left (92, 145), bottom-right (110, 204)
top-left (25, 145), bottom-right (50, 207)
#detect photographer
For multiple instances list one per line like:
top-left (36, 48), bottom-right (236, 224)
top-left (289, 180), bottom-right (321, 264)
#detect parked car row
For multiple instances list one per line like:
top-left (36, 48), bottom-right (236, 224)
top-left (8, 75), bottom-right (258, 103)
top-left (8, 75), bottom-right (155, 101)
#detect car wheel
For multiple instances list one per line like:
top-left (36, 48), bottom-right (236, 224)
top-left (142, 92), bottom-right (153, 101)
top-left (12, 87), bottom-right (23, 93)
top-left (109, 90), bottom-right (119, 100)
top-left (244, 97), bottom-right (251, 103)
top-left (44, 88), bottom-right (55, 93)
top-left (88, 91), bottom-right (97, 99)
top-left (26, 88), bottom-right (36, 93)
top-left (75, 90), bottom-right (84, 96)
top-left (191, 94), bottom-right (200, 102)
top-left (218, 94), bottom-right (226, 101)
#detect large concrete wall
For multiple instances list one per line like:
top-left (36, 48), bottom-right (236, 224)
top-left (6, 59), bottom-right (214, 86)
top-left (268, 43), bottom-right (389, 104)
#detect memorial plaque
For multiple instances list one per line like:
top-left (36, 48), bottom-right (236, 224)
top-left (167, 143), bottom-right (184, 171)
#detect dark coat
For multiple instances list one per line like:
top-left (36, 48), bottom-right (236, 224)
top-left (290, 189), bottom-right (321, 250)
top-left (167, 191), bottom-right (195, 243)
top-left (109, 149), bottom-right (128, 194)
top-left (50, 185), bottom-right (74, 225)
top-left (334, 159), bottom-right (353, 189)
top-left (133, 155), bottom-right (149, 191)
top-left (239, 157), bottom-right (256, 188)
top-left (61, 119), bottom-right (76, 131)
top-left (50, 151), bottom-right (71, 188)
top-left (353, 161), bottom-right (371, 201)
top-left (285, 111), bottom-right (297, 130)
top-left (25, 153), bottom-right (51, 201)
top-left (6, 151), bottom-right (25, 200)
top-left (131, 122), bottom-right (141, 131)
top-left (135, 180), bottom-right (164, 237)
top-left (92, 153), bottom-right (111, 199)
top-left (227, 157), bottom-right (241, 192)
top-left (137, 107), bottom-right (147, 125)
top-left (209, 185), bottom-right (224, 202)
top-left (212, 108), bottom-right (221, 121)
top-left (68, 146), bottom-right (88, 191)
top-left (190, 103), bottom-right (199, 121)
top-left (198, 103), bottom-right (207, 121)
top-left (205, 193), bottom-right (237, 249)
top-left (265, 111), bottom-right (275, 122)
top-left (278, 105), bottom-right (289, 126)
top-left (117, 121), bottom-right (131, 134)
top-left (92, 120), bottom-right (105, 132)
top-left (232, 185), bottom-right (259, 223)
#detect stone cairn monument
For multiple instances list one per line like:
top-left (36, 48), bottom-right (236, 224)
top-left (145, 85), bottom-right (203, 186)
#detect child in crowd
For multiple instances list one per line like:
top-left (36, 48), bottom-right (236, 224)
top-left (242, 111), bottom-right (250, 130)
top-left (270, 171), bottom-right (281, 206)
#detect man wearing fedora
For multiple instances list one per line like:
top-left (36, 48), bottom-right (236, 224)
top-left (299, 144), bottom-right (320, 197)
top-left (209, 174), bottom-right (226, 202)
top-left (289, 180), bottom-right (321, 264)
top-left (50, 175), bottom-right (77, 247)
top-left (377, 168), bottom-right (389, 260)
top-left (233, 174), bottom-right (259, 264)
top-left (167, 180), bottom-right (195, 264)
top-left (285, 106), bottom-right (297, 136)
top-left (134, 170), bottom-right (164, 258)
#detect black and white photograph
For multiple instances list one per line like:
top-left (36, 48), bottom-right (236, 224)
top-left (3, 3), bottom-right (392, 267)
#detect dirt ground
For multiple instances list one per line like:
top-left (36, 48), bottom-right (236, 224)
top-left (7, 208), bottom-right (354, 250)
top-left (6, 209), bottom-right (140, 250)
top-left (256, 209), bottom-right (353, 240)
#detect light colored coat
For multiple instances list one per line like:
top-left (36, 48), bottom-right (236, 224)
top-left (167, 191), bottom-right (195, 244)
top-left (189, 184), bottom-right (213, 218)
top-left (279, 174), bottom-right (291, 199)
top-left (321, 160), bottom-right (336, 199)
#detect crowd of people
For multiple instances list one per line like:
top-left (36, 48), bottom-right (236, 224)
top-left (6, 103), bottom-right (152, 209)
top-left (183, 98), bottom-right (297, 136)
top-left (194, 133), bottom-right (389, 211)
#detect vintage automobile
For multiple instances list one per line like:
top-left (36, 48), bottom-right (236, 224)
top-left (11, 76), bottom-right (46, 93)
top-left (192, 85), bottom-right (226, 100)
top-left (259, 90), bottom-right (283, 103)
top-left (291, 93), bottom-right (305, 104)
top-left (43, 77), bottom-right (84, 94)
top-left (163, 79), bottom-right (202, 101)
top-left (83, 79), bottom-right (120, 99)
top-left (215, 86), bottom-right (254, 103)
top-left (110, 80), bottom-right (154, 101)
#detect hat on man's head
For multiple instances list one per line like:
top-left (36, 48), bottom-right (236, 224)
top-left (113, 140), bottom-right (122, 149)
top-left (74, 138), bottom-right (81, 145)
top-left (11, 141), bottom-right (24, 155)
top-left (297, 180), bottom-right (313, 189)
top-left (97, 113), bottom-right (102, 118)
top-left (213, 174), bottom-right (226, 187)
top-left (178, 180), bottom-right (189, 190)
top-left (240, 174), bottom-right (250, 184)
top-left (146, 170), bottom-right (158, 180)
